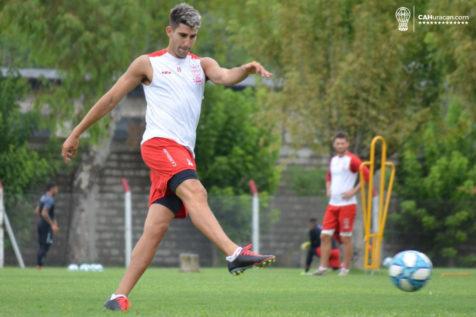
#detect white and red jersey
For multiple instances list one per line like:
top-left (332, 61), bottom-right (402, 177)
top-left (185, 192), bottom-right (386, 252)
top-left (141, 49), bottom-right (206, 155)
top-left (326, 151), bottom-right (369, 206)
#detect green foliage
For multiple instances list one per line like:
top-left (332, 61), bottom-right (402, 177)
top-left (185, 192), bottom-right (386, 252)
top-left (196, 85), bottom-right (281, 241)
top-left (0, 0), bottom-right (158, 141)
top-left (227, 0), bottom-right (475, 156)
top-left (196, 85), bottom-right (280, 195)
top-left (0, 0), bottom-right (249, 143)
top-left (391, 102), bottom-right (476, 265)
top-left (287, 165), bottom-right (327, 196)
top-left (208, 188), bottom-right (279, 244)
top-left (0, 75), bottom-right (54, 195)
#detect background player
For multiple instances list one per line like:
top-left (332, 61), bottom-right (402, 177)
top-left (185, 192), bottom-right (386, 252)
top-left (315, 132), bottom-right (368, 276)
top-left (34, 182), bottom-right (59, 269)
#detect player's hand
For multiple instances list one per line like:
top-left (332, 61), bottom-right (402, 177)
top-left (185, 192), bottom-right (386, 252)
top-left (326, 188), bottom-right (331, 197)
top-left (51, 223), bottom-right (60, 234)
top-left (300, 241), bottom-right (310, 250)
top-left (62, 135), bottom-right (80, 163)
top-left (341, 190), bottom-right (355, 200)
top-left (241, 61), bottom-right (272, 78)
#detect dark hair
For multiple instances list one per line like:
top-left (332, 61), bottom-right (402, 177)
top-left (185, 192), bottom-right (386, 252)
top-left (333, 131), bottom-right (348, 142)
top-left (169, 3), bottom-right (201, 29)
top-left (309, 218), bottom-right (317, 223)
top-left (46, 182), bottom-right (57, 191)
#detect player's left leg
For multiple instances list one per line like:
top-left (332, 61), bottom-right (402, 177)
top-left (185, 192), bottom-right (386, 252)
top-left (175, 179), bottom-right (275, 275)
top-left (304, 246), bottom-right (315, 273)
top-left (176, 179), bottom-right (237, 255)
top-left (338, 204), bottom-right (357, 276)
top-left (36, 226), bottom-right (51, 269)
top-left (339, 236), bottom-right (352, 275)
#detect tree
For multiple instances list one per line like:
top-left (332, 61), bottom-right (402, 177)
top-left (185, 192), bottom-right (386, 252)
top-left (196, 85), bottom-right (280, 244)
top-left (0, 74), bottom-right (59, 245)
top-left (0, 75), bottom-right (54, 195)
top-left (226, 0), bottom-right (475, 157)
top-left (0, 1), bottom-right (282, 261)
top-left (391, 101), bottom-right (476, 266)
top-left (197, 86), bottom-right (280, 195)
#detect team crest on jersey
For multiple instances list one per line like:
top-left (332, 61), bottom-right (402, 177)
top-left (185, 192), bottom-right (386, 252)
top-left (191, 64), bottom-right (204, 84)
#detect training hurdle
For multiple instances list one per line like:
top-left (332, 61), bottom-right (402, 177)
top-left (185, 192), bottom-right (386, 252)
top-left (359, 136), bottom-right (395, 270)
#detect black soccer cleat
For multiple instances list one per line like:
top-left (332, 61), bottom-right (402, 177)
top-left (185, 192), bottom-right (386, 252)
top-left (227, 244), bottom-right (276, 276)
top-left (104, 295), bottom-right (130, 311)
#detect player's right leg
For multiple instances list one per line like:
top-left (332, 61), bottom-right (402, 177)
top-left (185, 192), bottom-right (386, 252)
top-left (104, 203), bottom-right (174, 311)
top-left (337, 204), bottom-right (356, 276)
top-left (36, 225), bottom-right (51, 269)
top-left (175, 179), bottom-right (275, 275)
top-left (304, 247), bottom-right (314, 272)
top-left (314, 205), bottom-right (338, 275)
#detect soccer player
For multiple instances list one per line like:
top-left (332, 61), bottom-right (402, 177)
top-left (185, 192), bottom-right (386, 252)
top-left (61, 3), bottom-right (275, 311)
top-left (314, 132), bottom-right (368, 276)
top-left (34, 182), bottom-right (59, 269)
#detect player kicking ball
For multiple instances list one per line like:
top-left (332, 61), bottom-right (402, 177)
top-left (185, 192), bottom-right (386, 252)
top-left (61, 3), bottom-right (275, 312)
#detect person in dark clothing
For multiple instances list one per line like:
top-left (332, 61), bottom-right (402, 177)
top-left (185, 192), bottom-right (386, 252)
top-left (304, 218), bottom-right (321, 273)
top-left (303, 218), bottom-right (341, 273)
top-left (34, 182), bottom-right (59, 269)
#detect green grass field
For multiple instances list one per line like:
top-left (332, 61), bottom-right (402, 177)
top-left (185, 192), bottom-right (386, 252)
top-left (0, 267), bottom-right (475, 317)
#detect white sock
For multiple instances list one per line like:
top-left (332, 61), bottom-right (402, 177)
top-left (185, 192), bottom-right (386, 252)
top-left (225, 247), bottom-right (243, 262)
top-left (318, 266), bottom-right (328, 271)
top-left (110, 293), bottom-right (127, 300)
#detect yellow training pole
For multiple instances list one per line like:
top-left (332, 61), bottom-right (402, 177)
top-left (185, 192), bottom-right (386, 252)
top-left (359, 136), bottom-right (395, 270)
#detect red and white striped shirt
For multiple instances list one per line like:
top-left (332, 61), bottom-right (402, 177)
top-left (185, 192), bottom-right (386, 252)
top-left (326, 152), bottom-right (369, 206)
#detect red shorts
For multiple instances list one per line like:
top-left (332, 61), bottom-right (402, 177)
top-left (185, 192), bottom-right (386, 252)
top-left (321, 204), bottom-right (356, 237)
top-left (141, 138), bottom-right (198, 218)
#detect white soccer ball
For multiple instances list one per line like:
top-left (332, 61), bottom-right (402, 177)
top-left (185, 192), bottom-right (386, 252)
top-left (79, 263), bottom-right (91, 272)
top-left (67, 264), bottom-right (79, 271)
top-left (389, 250), bottom-right (432, 292)
top-left (382, 257), bottom-right (393, 268)
top-left (90, 263), bottom-right (104, 272)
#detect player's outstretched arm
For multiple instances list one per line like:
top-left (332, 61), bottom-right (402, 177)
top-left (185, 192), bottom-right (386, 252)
top-left (61, 55), bottom-right (151, 163)
top-left (201, 57), bottom-right (272, 86)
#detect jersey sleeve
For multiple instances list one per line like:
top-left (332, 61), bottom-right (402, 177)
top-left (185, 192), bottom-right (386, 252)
top-left (41, 196), bottom-right (54, 210)
top-left (349, 154), bottom-right (369, 182)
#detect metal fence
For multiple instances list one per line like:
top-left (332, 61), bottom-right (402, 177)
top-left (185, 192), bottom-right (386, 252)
top-left (1, 191), bottom-right (474, 268)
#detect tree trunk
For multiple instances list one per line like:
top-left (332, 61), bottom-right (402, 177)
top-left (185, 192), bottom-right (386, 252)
top-left (67, 102), bottom-right (125, 263)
